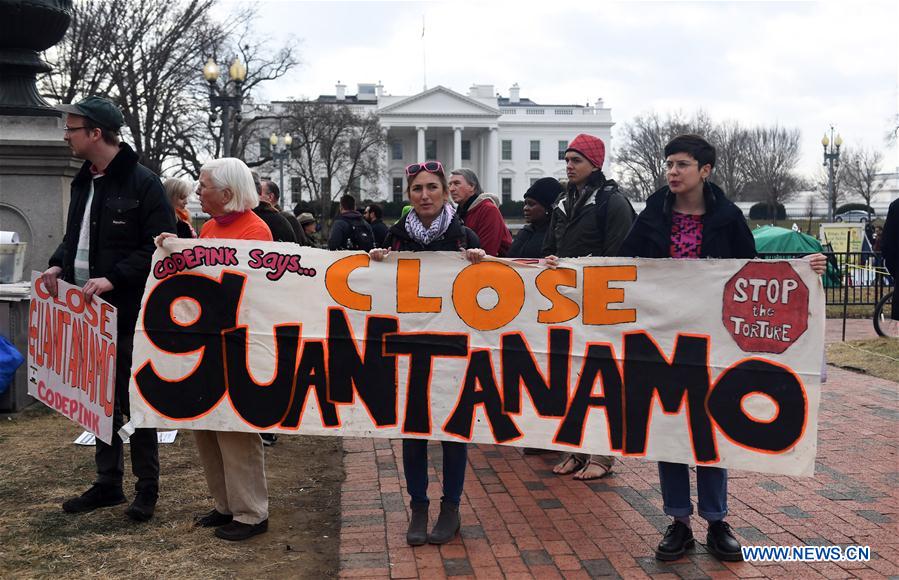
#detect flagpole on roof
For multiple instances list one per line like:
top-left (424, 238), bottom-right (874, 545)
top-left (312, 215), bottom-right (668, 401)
top-left (422, 14), bottom-right (427, 91)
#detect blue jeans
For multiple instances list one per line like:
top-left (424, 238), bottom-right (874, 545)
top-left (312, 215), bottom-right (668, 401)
top-left (402, 439), bottom-right (467, 505)
top-left (658, 462), bottom-right (727, 522)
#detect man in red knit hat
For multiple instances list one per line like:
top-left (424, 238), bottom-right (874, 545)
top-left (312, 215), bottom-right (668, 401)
top-left (543, 132), bottom-right (635, 480)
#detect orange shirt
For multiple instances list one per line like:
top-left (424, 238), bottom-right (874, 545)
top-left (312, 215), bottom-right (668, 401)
top-left (200, 210), bottom-right (273, 241)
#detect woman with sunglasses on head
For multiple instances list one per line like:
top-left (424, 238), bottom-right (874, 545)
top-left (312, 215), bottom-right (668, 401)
top-left (370, 160), bottom-right (485, 546)
top-left (619, 135), bottom-right (826, 563)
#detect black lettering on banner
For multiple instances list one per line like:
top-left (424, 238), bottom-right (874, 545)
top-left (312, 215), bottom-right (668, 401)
top-left (135, 272), bottom-right (244, 419)
top-left (281, 341), bottom-right (340, 428)
top-left (223, 324), bottom-right (300, 428)
top-left (708, 359), bottom-right (806, 453)
top-left (501, 329), bottom-right (571, 417)
top-left (622, 333), bottom-right (717, 462)
top-left (326, 308), bottom-right (399, 426)
top-left (445, 349), bottom-right (522, 442)
top-left (553, 343), bottom-right (623, 450)
top-left (384, 333), bottom-right (468, 435)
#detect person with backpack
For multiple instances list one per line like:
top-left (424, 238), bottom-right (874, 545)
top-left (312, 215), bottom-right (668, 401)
top-left (369, 160), bottom-right (484, 546)
top-left (543, 133), bottom-right (634, 481)
top-left (328, 194), bottom-right (375, 251)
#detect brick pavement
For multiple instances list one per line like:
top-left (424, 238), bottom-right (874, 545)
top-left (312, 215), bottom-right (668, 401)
top-left (338, 321), bottom-right (898, 578)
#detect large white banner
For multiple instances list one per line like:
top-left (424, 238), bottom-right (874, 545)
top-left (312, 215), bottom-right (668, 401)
top-left (130, 240), bottom-right (825, 476)
top-left (28, 272), bottom-right (117, 444)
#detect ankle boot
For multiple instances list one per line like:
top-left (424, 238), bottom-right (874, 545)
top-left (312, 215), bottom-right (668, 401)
top-left (428, 500), bottom-right (460, 544)
top-left (406, 501), bottom-right (429, 546)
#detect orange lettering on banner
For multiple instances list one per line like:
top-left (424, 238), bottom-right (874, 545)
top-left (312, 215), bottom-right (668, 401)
top-left (583, 266), bottom-right (637, 325)
top-left (535, 268), bottom-right (579, 324)
top-left (452, 262), bottom-right (525, 331)
top-left (397, 259), bottom-right (441, 313)
top-left (325, 254), bottom-right (372, 311)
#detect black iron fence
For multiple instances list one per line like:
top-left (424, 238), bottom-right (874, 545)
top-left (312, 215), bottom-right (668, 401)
top-left (757, 251), bottom-right (892, 306)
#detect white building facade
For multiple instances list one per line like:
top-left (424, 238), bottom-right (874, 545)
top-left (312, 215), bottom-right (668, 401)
top-left (255, 83), bottom-right (613, 208)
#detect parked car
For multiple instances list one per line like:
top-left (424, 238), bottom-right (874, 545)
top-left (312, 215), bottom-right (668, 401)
top-left (834, 210), bottom-right (874, 223)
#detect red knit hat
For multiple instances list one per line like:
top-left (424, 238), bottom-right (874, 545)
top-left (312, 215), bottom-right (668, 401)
top-left (566, 133), bottom-right (605, 168)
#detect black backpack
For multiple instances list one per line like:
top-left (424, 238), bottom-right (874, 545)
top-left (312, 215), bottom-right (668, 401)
top-left (594, 181), bottom-right (636, 246)
top-left (341, 216), bottom-right (374, 251)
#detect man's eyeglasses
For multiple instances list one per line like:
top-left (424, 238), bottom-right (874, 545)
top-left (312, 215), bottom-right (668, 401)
top-left (63, 126), bottom-right (91, 134)
top-left (405, 160), bottom-right (444, 177)
top-left (663, 160), bottom-right (698, 172)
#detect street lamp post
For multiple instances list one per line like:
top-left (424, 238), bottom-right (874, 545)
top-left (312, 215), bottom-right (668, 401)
top-left (269, 132), bottom-right (293, 207)
top-left (822, 126), bottom-right (843, 221)
top-left (203, 57), bottom-right (247, 157)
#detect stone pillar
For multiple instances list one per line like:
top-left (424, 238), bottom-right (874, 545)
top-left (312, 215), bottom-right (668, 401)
top-left (486, 126), bottom-right (499, 195)
top-left (453, 126), bottom-right (463, 170)
top-left (416, 126), bottom-right (427, 162)
top-left (0, 115), bottom-right (81, 278)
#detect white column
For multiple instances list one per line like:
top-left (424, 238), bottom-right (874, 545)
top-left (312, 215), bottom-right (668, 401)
top-left (453, 126), bottom-right (463, 170)
top-left (416, 126), bottom-right (427, 162)
top-left (487, 126), bottom-right (499, 194)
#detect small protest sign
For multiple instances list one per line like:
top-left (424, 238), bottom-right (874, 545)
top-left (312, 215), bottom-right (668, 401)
top-left (28, 272), bottom-right (116, 444)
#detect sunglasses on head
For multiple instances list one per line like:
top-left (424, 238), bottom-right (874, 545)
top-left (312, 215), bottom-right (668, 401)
top-left (405, 160), bottom-right (444, 177)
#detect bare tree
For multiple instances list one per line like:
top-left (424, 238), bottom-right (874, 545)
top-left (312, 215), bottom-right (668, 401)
top-left (843, 147), bottom-right (885, 209)
top-left (741, 125), bottom-right (803, 222)
top-left (709, 121), bottom-right (749, 199)
top-left (814, 157), bottom-right (848, 211)
top-left (279, 102), bottom-right (386, 230)
top-left (40, 0), bottom-right (298, 177)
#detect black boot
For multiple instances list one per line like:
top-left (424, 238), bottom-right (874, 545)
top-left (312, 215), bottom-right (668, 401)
top-left (655, 520), bottom-right (694, 561)
top-left (406, 501), bottom-right (429, 546)
top-left (62, 484), bottom-right (126, 514)
top-left (428, 500), bottom-right (460, 545)
top-left (124, 492), bottom-right (157, 522)
top-left (706, 520), bottom-right (743, 561)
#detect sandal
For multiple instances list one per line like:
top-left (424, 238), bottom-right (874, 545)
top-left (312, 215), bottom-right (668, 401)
top-left (552, 453), bottom-right (586, 475)
top-left (573, 457), bottom-right (613, 481)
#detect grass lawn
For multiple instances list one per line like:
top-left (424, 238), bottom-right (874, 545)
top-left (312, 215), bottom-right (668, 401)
top-left (826, 337), bottom-right (899, 383)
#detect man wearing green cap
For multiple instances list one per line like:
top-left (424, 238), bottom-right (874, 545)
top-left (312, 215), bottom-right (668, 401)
top-left (41, 96), bottom-right (175, 522)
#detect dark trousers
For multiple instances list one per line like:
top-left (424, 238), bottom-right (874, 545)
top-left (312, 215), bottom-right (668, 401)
top-left (94, 325), bottom-right (159, 497)
top-left (402, 439), bottom-right (467, 505)
top-left (658, 462), bottom-right (727, 522)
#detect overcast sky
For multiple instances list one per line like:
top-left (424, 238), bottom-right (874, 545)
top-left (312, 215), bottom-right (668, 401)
top-left (222, 0), bottom-right (898, 178)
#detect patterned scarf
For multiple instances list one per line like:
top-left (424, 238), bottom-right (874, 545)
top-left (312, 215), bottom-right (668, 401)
top-left (405, 203), bottom-right (455, 247)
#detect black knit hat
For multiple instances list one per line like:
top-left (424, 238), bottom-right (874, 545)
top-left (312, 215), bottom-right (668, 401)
top-left (524, 177), bottom-right (563, 210)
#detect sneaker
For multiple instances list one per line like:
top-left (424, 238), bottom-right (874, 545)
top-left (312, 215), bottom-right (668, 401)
top-left (214, 519), bottom-right (269, 541)
top-left (194, 509), bottom-right (233, 527)
top-left (261, 434), bottom-right (278, 447)
top-left (706, 520), bottom-right (743, 562)
top-left (62, 484), bottom-right (126, 514)
top-left (124, 492), bottom-right (157, 522)
top-left (655, 520), bottom-right (695, 561)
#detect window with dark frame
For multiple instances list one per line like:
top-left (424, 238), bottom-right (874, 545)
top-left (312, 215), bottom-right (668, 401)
top-left (391, 141), bottom-right (403, 160)
top-left (530, 140), bottom-right (540, 161)
top-left (425, 139), bottom-right (437, 160)
top-left (461, 140), bottom-right (471, 161)
top-left (501, 140), bottom-right (512, 160)
top-left (558, 140), bottom-right (567, 160)
top-left (501, 178), bottom-right (512, 205)
top-left (392, 177), bottom-right (404, 203)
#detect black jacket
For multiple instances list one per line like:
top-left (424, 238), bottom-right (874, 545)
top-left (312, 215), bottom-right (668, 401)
top-left (49, 143), bottom-right (175, 320)
top-left (369, 218), bottom-right (389, 248)
top-left (508, 220), bottom-right (549, 259)
top-left (618, 182), bottom-right (756, 259)
top-left (543, 171), bottom-right (634, 258)
top-left (881, 198), bottom-right (898, 319)
top-left (328, 210), bottom-right (374, 250)
top-left (253, 201), bottom-right (296, 243)
top-left (384, 212), bottom-right (480, 252)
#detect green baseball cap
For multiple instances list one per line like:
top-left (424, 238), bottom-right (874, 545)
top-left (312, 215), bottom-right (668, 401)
top-left (56, 96), bottom-right (124, 131)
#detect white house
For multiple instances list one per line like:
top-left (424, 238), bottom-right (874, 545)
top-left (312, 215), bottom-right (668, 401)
top-left (254, 83), bottom-right (613, 208)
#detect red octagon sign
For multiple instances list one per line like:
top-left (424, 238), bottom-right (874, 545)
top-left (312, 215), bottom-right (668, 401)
top-left (722, 262), bottom-right (809, 354)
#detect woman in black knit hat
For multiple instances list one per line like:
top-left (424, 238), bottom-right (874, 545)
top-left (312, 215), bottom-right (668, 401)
top-left (508, 177), bottom-right (562, 259)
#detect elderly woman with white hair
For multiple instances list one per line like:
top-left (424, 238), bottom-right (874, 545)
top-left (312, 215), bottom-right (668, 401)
top-left (193, 157), bottom-right (273, 541)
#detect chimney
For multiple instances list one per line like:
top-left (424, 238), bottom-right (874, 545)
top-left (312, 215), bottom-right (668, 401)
top-left (375, 81), bottom-right (383, 97)
top-left (509, 83), bottom-right (520, 104)
top-left (595, 97), bottom-right (604, 108)
top-left (336, 81), bottom-right (346, 101)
